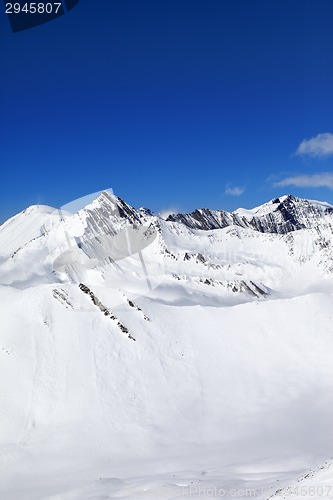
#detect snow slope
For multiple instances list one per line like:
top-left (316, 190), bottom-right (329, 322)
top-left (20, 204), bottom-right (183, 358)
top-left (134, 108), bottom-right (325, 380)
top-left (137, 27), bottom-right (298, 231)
top-left (0, 191), bottom-right (333, 499)
top-left (0, 205), bottom-right (61, 258)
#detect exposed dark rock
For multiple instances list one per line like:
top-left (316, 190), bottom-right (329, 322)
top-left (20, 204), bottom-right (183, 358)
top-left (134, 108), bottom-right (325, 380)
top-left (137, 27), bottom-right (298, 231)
top-left (78, 283), bottom-right (135, 340)
top-left (167, 195), bottom-right (333, 235)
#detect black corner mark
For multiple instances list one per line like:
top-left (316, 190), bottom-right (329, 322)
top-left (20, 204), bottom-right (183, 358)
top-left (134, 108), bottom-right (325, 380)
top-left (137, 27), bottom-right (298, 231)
top-left (4, 0), bottom-right (80, 33)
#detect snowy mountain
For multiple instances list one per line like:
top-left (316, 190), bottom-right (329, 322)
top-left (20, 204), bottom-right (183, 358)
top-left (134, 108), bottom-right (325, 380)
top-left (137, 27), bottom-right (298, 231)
top-left (0, 191), bottom-right (333, 499)
top-left (167, 194), bottom-right (333, 233)
top-left (1, 191), bottom-right (333, 296)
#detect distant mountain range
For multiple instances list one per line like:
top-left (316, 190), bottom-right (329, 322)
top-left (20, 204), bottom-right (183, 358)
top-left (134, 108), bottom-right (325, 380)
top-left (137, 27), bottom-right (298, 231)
top-left (1, 191), bottom-right (333, 296)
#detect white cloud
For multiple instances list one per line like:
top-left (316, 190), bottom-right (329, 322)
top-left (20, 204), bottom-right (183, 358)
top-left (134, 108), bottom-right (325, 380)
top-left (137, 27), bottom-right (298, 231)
top-left (224, 185), bottom-right (245, 196)
top-left (295, 133), bottom-right (333, 158)
top-left (275, 173), bottom-right (333, 189)
top-left (158, 206), bottom-right (180, 218)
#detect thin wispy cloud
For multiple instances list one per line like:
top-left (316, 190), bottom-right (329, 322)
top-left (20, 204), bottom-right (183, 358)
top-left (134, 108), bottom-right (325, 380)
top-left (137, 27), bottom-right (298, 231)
top-left (275, 173), bottom-right (333, 190)
top-left (159, 206), bottom-right (180, 218)
top-left (224, 185), bottom-right (245, 196)
top-left (295, 133), bottom-right (333, 158)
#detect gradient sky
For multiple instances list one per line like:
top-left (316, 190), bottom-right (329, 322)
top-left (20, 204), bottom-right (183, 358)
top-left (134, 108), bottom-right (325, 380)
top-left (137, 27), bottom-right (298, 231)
top-left (1, 0), bottom-right (333, 222)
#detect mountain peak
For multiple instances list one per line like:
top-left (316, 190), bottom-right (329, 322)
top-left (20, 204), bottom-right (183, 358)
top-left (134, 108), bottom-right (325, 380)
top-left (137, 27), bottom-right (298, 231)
top-left (78, 190), bottom-right (143, 226)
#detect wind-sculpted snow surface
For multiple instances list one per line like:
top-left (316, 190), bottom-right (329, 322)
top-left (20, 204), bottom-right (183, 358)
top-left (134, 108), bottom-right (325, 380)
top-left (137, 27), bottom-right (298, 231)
top-left (0, 191), bottom-right (333, 499)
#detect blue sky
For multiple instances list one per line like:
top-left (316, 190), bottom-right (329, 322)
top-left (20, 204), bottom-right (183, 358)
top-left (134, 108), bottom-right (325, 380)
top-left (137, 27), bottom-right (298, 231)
top-left (1, 0), bottom-right (333, 222)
